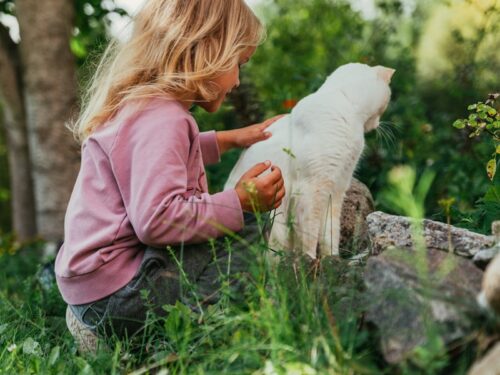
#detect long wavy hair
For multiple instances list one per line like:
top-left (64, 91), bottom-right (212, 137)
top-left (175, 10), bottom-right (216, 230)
top-left (71, 0), bottom-right (264, 143)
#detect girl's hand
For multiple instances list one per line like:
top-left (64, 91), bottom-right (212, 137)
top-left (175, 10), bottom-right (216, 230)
top-left (235, 160), bottom-right (286, 213)
top-left (216, 115), bottom-right (285, 154)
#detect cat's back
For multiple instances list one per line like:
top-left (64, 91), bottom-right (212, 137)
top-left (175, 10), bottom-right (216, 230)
top-left (224, 114), bottom-right (294, 189)
top-left (291, 87), bottom-right (364, 151)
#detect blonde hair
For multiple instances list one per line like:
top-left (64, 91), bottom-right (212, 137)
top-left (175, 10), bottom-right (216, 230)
top-left (72, 0), bottom-right (265, 143)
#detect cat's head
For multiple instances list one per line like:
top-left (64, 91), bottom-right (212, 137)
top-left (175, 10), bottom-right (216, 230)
top-left (325, 63), bottom-right (394, 133)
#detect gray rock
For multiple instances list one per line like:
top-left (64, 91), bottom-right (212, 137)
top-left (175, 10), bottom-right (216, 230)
top-left (364, 248), bottom-right (483, 364)
top-left (473, 247), bottom-right (500, 270)
top-left (339, 179), bottom-right (375, 256)
top-left (367, 211), bottom-right (494, 258)
top-left (475, 220), bottom-right (500, 269)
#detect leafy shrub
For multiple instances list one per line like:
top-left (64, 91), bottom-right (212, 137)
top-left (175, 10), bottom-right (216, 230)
top-left (452, 94), bottom-right (500, 233)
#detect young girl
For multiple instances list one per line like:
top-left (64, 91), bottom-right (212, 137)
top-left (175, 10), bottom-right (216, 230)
top-left (56, 0), bottom-right (286, 342)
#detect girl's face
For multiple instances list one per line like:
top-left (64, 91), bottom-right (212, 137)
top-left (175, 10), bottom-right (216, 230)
top-left (199, 46), bottom-right (256, 113)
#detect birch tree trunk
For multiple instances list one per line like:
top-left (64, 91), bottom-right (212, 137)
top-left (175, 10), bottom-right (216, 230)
top-left (0, 23), bottom-right (36, 241)
top-left (16, 0), bottom-right (80, 242)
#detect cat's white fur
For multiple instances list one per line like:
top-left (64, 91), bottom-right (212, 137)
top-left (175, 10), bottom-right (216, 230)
top-left (225, 63), bottom-right (394, 258)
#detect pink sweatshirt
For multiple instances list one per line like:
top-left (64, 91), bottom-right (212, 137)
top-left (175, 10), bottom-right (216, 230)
top-left (55, 98), bottom-right (244, 305)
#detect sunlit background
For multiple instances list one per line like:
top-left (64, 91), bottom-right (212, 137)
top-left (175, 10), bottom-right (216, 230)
top-left (0, 0), bottom-right (383, 41)
top-left (0, 1), bottom-right (499, 372)
top-left (0, 0), bottom-right (499, 235)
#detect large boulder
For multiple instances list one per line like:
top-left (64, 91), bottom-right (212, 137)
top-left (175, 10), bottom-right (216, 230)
top-left (363, 212), bottom-right (496, 365)
top-left (366, 211), bottom-right (494, 258)
top-left (364, 248), bottom-right (483, 364)
top-left (339, 178), bottom-right (375, 255)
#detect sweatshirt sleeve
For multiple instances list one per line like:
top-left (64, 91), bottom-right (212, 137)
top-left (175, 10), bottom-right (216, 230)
top-left (199, 130), bottom-right (221, 165)
top-left (110, 107), bottom-right (244, 247)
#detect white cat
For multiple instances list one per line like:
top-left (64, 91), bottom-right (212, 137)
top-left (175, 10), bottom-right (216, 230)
top-left (225, 63), bottom-right (394, 258)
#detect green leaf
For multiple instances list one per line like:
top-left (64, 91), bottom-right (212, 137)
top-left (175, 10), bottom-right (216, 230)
top-left (487, 158), bottom-right (497, 181)
top-left (414, 169), bottom-right (436, 206)
top-left (74, 357), bottom-right (95, 375)
top-left (497, 145), bottom-right (500, 154)
top-left (484, 185), bottom-right (500, 203)
top-left (70, 38), bottom-right (88, 59)
top-left (49, 346), bottom-right (60, 366)
top-left (453, 120), bottom-right (465, 129)
top-left (468, 104), bottom-right (477, 110)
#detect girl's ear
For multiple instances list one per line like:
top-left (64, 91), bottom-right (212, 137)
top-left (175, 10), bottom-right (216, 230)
top-left (375, 66), bottom-right (396, 84)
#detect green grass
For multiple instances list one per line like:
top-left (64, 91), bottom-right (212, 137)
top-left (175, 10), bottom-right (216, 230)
top-left (0, 230), bottom-right (377, 374)
top-left (0, 221), bottom-right (490, 375)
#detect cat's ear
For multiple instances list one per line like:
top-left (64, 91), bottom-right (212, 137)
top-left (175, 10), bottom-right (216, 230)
top-left (375, 66), bottom-right (396, 84)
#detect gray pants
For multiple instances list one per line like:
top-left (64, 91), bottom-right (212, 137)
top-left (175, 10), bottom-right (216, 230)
top-left (69, 213), bottom-right (269, 339)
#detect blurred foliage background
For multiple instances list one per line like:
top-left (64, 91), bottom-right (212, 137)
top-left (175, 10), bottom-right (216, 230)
top-left (0, 0), bottom-right (499, 235)
top-left (198, 0), bottom-right (500, 234)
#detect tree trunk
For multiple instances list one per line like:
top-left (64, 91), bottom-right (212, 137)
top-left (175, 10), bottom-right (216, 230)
top-left (16, 0), bottom-right (80, 242)
top-left (0, 23), bottom-right (36, 241)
